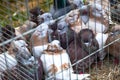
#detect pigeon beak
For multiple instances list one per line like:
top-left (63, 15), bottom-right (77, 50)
top-left (84, 42), bottom-right (89, 47)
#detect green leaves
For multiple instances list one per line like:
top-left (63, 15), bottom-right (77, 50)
top-left (0, 0), bottom-right (53, 27)
top-left (83, 0), bottom-right (86, 4)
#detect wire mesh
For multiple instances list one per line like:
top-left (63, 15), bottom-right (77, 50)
top-left (0, 0), bottom-right (120, 80)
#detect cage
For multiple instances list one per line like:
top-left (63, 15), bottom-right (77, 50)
top-left (0, 0), bottom-right (120, 80)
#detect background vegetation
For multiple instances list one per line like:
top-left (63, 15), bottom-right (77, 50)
top-left (0, 0), bottom-right (53, 27)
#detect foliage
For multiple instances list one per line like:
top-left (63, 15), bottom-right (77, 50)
top-left (0, 0), bottom-right (53, 27)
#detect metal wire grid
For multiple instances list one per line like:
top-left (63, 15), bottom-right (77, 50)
top-left (0, 0), bottom-right (52, 80)
top-left (0, 0), bottom-right (120, 80)
top-left (0, 0), bottom-right (53, 27)
top-left (111, 0), bottom-right (120, 23)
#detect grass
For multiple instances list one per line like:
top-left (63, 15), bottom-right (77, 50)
top-left (90, 55), bottom-right (120, 80)
top-left (0, 0), bottom-right (53, 27)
